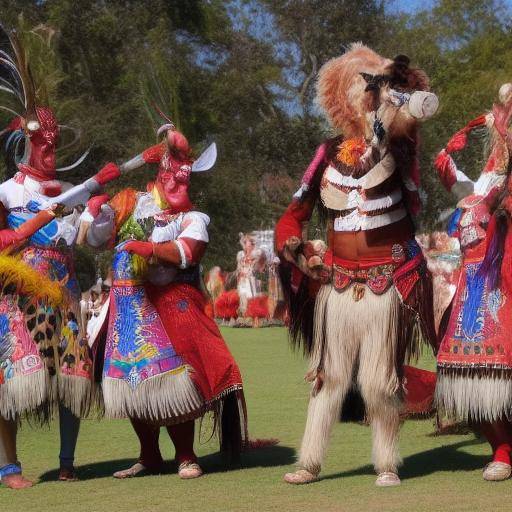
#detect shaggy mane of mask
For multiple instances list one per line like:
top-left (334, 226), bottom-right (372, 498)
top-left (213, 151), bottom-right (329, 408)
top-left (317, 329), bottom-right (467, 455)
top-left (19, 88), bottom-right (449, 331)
top-left (316, 43), bottom-right (430, 141)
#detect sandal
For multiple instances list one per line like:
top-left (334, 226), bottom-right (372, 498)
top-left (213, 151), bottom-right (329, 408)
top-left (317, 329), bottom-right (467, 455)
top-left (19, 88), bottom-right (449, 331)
top-left (483, 461), bottom-right (512, 481)
top-left (59, 466), bottom-right (79, 482)
top-left (375, 472), bottom-right (401, 487)
top-left (113, 462), bottom-right (160, 479)
top-left (178, 461), bottom-right (203, 480)
top-left (283, 468), bottom-right (318, 485)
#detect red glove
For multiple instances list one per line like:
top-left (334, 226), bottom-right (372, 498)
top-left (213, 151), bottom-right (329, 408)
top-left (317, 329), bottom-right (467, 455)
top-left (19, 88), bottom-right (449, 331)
top-left (0, 208), bottom-right (56, 251)
top-left (93, 163), bottom-right (121, 186)
top-left (123, 240), bottom-right (153, 259)
top-left (434, 150), bottom-right (457, 191)
top-left (142, 143), bottom-right (166, 164)
top-left (445, 130), bottom-right (467, 153)
top-left (87, 194), bottom-right (110, 218)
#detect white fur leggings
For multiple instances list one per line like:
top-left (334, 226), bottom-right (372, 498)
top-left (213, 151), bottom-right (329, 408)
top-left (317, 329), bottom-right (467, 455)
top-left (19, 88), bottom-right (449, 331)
top-left (298, 284), bottom-right (403, 475)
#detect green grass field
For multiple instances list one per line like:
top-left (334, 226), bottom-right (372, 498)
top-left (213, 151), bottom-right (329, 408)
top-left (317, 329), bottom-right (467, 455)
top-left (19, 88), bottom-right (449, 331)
top-left (1, 327), bottom-right (506, 511)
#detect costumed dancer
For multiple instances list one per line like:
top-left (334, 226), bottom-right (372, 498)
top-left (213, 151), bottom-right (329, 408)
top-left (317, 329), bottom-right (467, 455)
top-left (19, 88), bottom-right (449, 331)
top-left (434, 83), bottom-right (512, 481)
top-left (275, 44), bottom-right (439, 486)
top-left (0, 26), bottom-right (120, 488)
top-left (268, 256), bottom-right (286, 321)
top-left (204, 266), bottom-right (226, 317)
top-left (81, 121), bottom-right (248, 480)
top-left (236, 233), bottom-right (267, 317)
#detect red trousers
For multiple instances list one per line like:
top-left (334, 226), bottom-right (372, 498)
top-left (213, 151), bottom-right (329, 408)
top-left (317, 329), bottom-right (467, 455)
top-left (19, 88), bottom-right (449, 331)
top-left (131, 418), bottom-right (197, 469)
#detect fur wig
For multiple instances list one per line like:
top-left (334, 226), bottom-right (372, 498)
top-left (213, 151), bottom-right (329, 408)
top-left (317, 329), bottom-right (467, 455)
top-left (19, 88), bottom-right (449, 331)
top-left (316, 43), bottom-right (429, 141)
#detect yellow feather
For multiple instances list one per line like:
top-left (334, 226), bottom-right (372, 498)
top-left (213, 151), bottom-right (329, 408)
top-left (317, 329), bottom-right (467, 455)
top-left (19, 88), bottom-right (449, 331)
top-left (0, 252), bottom-right (63, 305)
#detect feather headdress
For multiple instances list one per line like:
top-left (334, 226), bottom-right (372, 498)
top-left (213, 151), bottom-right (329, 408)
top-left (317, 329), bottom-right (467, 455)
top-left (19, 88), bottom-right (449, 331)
top-left (0, 23), bottom-right (88, 174)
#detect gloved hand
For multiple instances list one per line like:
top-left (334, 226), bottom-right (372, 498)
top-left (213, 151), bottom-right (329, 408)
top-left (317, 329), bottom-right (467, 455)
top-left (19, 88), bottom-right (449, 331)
top-left (87, 194), bottom-right (110, 218)
top-left (284, 237), bottom-right (330, 283)
top-left (93, 162), bottom-right (121, 186)
top-left (122, 240), bottom-right (153, 259)
top-left (434, 150), bottom-right (457, 191)
top-left (282, 236), bottom-right (302, 263)
top-left (0, 206), bottom-right (57, 251)
top-left (446, 130), bottom-right (467, 153)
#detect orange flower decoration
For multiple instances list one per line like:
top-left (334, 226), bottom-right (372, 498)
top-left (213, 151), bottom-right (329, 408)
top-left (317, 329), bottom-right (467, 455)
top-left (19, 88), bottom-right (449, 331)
top-left (337, 137), bottom-right (367, 167)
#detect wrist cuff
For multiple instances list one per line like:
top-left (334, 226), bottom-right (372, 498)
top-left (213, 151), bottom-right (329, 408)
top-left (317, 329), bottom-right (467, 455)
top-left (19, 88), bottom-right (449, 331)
top-left (175, 241), bottom-right (188, 269)
top-left (0, 463), bottom-right (22, 480)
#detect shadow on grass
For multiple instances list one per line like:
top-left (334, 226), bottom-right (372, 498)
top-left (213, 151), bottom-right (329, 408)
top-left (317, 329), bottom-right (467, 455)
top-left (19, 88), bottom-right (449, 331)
top-left (319, 437), bottom-right (488, 482)
top-left (38, 443), bottom-right (296, 482)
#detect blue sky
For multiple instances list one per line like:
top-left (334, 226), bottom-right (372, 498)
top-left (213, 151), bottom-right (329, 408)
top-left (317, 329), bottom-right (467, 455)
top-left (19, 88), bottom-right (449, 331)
top-left (391, 0), bottom-right (435, 12)
top-left (392, 0), bottom-right (512, 13)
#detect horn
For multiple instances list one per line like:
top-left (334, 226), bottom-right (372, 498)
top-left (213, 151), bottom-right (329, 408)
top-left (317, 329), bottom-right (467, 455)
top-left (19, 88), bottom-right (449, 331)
top-left (56, 148), bottom-right (90, 172)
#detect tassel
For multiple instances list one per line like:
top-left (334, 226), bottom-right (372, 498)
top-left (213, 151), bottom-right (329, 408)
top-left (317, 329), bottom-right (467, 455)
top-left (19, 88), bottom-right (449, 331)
top-left (477, 213), bottom-right (507, 291)
top-left (352, 283), bottom-right (365, 301)
top-left (447, 208), bottom-right (462, 237)
top-left (461, 268), bottom-right (485, 337)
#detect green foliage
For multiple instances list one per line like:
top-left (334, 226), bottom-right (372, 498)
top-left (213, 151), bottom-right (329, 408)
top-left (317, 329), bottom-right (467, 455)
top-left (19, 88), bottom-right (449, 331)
top-left (0, 0), bottom-right (511, 278)
top-left (385, 0), bottom-right (512, 229)
top-left (0, 327), bottom-right (499, 512)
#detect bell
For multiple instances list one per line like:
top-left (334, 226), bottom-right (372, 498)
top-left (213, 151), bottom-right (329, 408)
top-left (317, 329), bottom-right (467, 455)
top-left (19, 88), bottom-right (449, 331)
top-left (352, 283), bottom-right (365, 302)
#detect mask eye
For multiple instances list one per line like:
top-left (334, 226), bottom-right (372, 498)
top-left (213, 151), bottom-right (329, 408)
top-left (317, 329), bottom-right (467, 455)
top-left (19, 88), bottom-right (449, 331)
top-left (389, 89), bottom-right (411, 107)
top-left (26, 120), bottom-right (41, 132)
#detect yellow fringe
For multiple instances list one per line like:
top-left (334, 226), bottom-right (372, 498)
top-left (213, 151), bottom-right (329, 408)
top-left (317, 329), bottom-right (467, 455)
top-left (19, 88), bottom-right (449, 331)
top-left (0, 252), bottom-right (63, 305)
top-left (131, 254), bottom-right (148, 279)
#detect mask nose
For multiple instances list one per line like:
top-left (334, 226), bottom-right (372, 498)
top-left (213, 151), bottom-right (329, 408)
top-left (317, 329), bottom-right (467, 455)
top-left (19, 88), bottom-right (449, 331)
top-left (408, 91), bottom-right (439, 119)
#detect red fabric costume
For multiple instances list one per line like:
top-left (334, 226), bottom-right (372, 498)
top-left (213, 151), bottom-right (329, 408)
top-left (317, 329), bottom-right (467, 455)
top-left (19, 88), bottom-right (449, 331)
top-left (147, 283), bottom-right (244, 404)
top-left (434, 85), bottom-right (512, 479)
top-left (87, 128), bottom-right (246, 478)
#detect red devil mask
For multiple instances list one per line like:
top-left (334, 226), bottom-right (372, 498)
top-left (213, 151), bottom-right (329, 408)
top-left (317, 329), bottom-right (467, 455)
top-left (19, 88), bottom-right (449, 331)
top-left (18, 106), bottom-right (59, 181)
top-left (154, 130), bottom-right (194, 213)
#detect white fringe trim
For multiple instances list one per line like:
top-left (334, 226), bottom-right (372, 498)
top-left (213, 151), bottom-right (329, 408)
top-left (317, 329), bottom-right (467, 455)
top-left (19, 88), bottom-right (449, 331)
top-left (324, 157), bottom-right (396, 190)
top-left (0, 369), bottom-right (49, 419)
top-left (333, 208), bottom-right (407, 232)
top-left (360, 189), bottom-right (402, 212)
top-left (102, 368), bottom-right (203, 421)
top-left (311, 284), bottom-right (402, 396)
top-left (436, 373), bottom-right (512, 422)
top-left (58, 374), bottom-right (93, 418)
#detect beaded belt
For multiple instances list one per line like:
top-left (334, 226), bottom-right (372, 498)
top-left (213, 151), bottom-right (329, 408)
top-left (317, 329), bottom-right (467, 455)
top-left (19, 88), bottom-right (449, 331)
top-left (22, 245), bottom-right (70, 263)
top-left (333, 262), bottom-right (397, 300)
